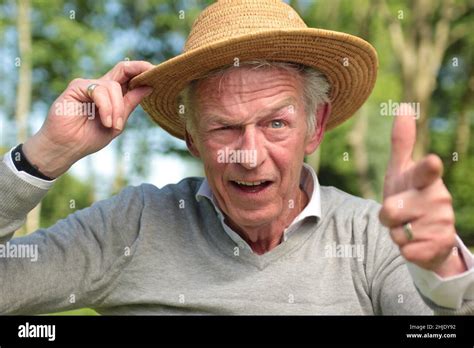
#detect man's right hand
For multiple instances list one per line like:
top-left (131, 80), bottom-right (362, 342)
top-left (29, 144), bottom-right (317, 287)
top-left (22, 61), bottom-right (154, 179)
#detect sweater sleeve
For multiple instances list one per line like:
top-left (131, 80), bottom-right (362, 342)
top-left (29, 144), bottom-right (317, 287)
top-left (0, 156), bottom-right (51, 243)
top-left (0, 159), bottom-right (144, 314)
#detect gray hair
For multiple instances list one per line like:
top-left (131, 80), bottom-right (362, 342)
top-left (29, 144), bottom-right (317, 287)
top-left (178, 60), bottom-right (330, 137)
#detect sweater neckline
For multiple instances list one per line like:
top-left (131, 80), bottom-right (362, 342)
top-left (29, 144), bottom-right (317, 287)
top-left (200, 198), bottom-right (320, 270)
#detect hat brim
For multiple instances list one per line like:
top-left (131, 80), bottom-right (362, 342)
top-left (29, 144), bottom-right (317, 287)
top-left (129, 28), bottom-right (378, 140)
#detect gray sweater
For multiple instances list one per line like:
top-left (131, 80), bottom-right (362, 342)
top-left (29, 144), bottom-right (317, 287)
top-left (0, 160), bottom-right (472, 315)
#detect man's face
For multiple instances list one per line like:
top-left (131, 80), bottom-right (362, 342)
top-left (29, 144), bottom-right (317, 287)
top-left (188, 67), bottom-right (323, 229)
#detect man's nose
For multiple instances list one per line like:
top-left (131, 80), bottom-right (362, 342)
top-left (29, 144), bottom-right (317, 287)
top-left (237, 126), bottom-right (266, 170)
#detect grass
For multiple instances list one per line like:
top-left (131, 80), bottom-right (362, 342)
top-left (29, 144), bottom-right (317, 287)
top-left (47, 308), bottom-right (98, 315)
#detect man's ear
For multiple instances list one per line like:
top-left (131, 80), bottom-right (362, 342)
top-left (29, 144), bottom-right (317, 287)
top-left (305, 102), bottom-right (332, 155)
top-left (185, 129), bottom-right (201, 158)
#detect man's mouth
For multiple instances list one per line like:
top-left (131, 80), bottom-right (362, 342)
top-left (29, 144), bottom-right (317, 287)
top-left (230, 180), bottom-right (273, 193)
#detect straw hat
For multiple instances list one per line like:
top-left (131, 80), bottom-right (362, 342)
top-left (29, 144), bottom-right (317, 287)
top-left (129, 0), bottom-right (378, 140)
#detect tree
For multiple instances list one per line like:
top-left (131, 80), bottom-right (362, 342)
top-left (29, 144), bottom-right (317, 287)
top-left (379, 0), bottom-right (474, 159)
top-left (298, 0), bottom-right (386, 199)
top-left (15, 0), bottom-right (41, 236)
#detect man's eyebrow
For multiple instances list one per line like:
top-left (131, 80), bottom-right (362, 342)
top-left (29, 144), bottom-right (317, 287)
top-left (205, 97), bottom-right (298, 125)
top-left (258, 97), bottom-right (297, 118)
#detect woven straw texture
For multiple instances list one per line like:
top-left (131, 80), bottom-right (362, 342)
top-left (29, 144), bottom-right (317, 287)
top-left (129, 0), bottom-right (379, 139)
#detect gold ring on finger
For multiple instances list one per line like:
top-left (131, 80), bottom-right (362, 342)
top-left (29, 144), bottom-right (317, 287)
top-left (402, 222), bottom-right (414, 241)
top-left (86, 83), bottom-right (98, 99)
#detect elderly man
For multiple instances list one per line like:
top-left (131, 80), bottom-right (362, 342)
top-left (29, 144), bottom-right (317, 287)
top-left (1, 0), bottom-right (473, 315)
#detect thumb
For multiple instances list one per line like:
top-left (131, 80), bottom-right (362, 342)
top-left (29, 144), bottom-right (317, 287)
top-left (388, 103), bottom-right (417, 175)
top-left (123, 86), bottom-right (153, 118)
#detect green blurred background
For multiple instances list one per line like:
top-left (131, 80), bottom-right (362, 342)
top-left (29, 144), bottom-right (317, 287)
top-left (0, 0), bottom-right (473, 315)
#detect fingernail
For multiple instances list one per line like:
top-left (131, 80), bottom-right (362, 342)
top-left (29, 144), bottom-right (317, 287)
top-left (106, 116), bottom-right (112, 128)
top-left (115, 117), bottom-right (123, 131)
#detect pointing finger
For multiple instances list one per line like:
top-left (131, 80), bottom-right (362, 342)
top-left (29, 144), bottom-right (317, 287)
top-left (388, 103), bottom-right (417, 175)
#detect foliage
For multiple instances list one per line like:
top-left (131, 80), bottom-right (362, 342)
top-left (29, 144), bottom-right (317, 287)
top-left (0, 0), bottom-right (473, 316)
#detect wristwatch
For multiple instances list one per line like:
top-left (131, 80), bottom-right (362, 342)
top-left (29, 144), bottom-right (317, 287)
top-left (11, 144), bottom-right (54, 181)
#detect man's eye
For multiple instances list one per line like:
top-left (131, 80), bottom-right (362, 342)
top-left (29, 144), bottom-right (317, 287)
top-left (269, 120), bottom-right (285, 129)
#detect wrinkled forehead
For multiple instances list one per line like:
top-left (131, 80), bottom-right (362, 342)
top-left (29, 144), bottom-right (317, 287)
top-left (194, 66), bottom-right (304, 108)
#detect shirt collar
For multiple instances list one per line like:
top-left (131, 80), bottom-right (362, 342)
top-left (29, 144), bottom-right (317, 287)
top-left (195, 163), bottom-right (321, 249)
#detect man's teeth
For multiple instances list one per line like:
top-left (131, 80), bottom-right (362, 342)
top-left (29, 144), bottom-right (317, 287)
top-left (235, 180), bottom-right (265, 186)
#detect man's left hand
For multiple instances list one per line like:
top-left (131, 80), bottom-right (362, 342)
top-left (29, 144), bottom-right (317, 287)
top-left (379, 104), bottom-right (466, 277)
